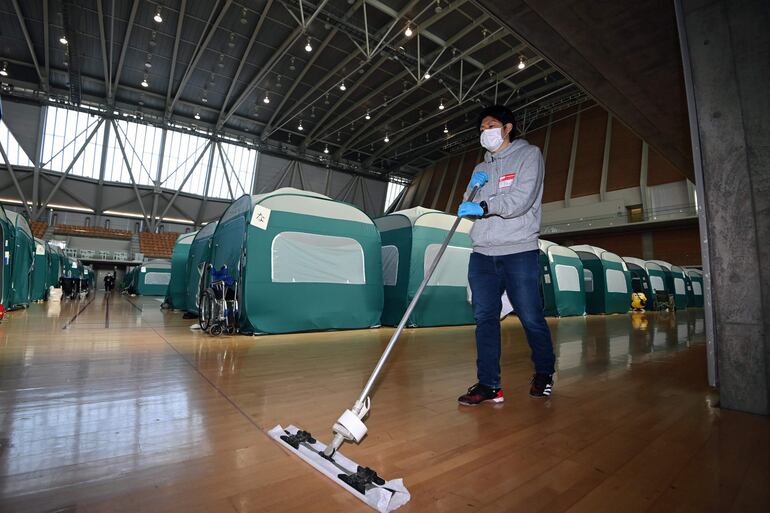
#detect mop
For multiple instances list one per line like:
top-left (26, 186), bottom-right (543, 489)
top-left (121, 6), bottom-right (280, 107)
top-left (269, 186), bottom-right (480, 513)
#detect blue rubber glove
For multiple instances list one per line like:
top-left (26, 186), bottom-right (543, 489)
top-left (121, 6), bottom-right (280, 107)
top-left (457, 201), bottom-right (484, 218)
top-left (468, 171), bottom-right (488, 190)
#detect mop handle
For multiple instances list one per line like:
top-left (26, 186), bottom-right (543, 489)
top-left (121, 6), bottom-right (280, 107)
top-left (355, 185), bottom-right (480, 406)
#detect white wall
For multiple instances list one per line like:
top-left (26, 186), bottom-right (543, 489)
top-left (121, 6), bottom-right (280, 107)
top-left (541, 182), bottom-right (694, 235)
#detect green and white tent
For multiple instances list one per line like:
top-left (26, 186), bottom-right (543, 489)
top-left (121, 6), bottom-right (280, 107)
top-left (30, 237), bottom-right (51, 301)
top-left (207, 188), bottom-right (383, 334)
top-left (5, 211), bottom-right (35, 310)
top-left (83, 266), bottom-right (95, 290)
top-left (647, 260), bottom-right (689, 310)
top-left (539, 240), bottom-right (586, 317)
top-left (569, 245), bottom-right (632, 314)
top-left (374, 207), bottom-right (474, 327)
top-left (185, 222), bottom-right (218, 315)
top-left (62, 256), bottom-right (83, 280)
top-left (47, 244), bottom-right (65, 289)
top-left (131, 259), bottom-right (172, 296)
top-left (685, 268), bottom-right (704, 307)
top-left (166, 230), bottom-right (198, 310)
top-left (0, 205), bottom-right (14, 311)
top-left (640, 260), bottom-right (668, 304)
top-left (622, 256), bottom-right (656, 308)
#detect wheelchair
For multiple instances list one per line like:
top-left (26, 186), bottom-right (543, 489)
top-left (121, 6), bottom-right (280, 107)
top-left (199, 265), bottom-right (239, 336)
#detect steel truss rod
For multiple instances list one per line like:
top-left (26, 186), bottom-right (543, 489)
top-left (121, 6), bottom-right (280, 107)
top-left (0, 142), bottom-right (33, 218)
top-left (169, 1), bottom-right (232, 114)
top-left (262, 0), bottom-right (366, 136)
top-left (392, 82), bottom-right (575, 170)
top-left (38, 118), bottom-right (105, 218)
top-left (110, 0), bottom-right (139, 102)
top-left (218, 0), bottom-right (332, 129)
top-left (344, 52), bottom-right (540, 159)
top-left (269, 0), bottom-right (428, 137)
top-left (218, 0), bottom-right (275, 121)
top-left (110, 120), bottom-right (151, 225)
top-left (319, 26), bottom-right (506, 152)
top-left (96, 0), bottom-right (111, 98)
top-left (367, 65), bottom-right (554, 164)
top-left (10, 0), bottom-right (45, 86)
top-left (306, 10), bottom-right (493, 147)
top-left (155, 140), bottom-right (212, 222)
top-left (165, 0), bottom-right (187, 115)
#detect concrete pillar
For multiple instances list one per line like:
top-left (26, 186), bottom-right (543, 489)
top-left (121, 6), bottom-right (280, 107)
top-left (641, 232), bottom-right (654, 260)
top-left (676, 0), bottom-right (769, 415)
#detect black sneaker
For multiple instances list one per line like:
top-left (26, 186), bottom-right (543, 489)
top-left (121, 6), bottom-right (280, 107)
top-left (458, 383), bottom-right (504, 405)
top-left (529, 373), bottom-right (553, 397)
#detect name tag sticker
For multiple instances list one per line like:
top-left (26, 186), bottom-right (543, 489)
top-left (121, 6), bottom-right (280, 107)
top-left (499, 173), bottom-right (517, 188)
top-left (250, 205), bottom-right (271, 230)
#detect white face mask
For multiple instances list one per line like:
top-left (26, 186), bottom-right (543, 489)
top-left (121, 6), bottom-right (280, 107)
top-left (480, 127), bottom-right (505, 152)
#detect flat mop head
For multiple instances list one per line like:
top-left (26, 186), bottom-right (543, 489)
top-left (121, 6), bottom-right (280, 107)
top-left (268, 425), bottom-right (410, 513)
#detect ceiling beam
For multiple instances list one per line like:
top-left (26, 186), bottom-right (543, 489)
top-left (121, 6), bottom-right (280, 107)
top-left (260, 0), bottom-right (365, 136)
top-left (96, 0), bottom-right (111, 100)
top-left (216, 0), bottom-right (339, 128)
top-left (217, 0), bottom-right (275, 123)
top-left (169, 0), bottom-right (232, 115)
top-left (10, 0), bottom-right (45, 87)
top-left (313, 21), bottom-right (503, 151)
top-left (365, 0), bottom-right (518, 91)
top-left (165, 0), bottom-right (187, 116)
top-left (340, 43), bottom-right (526, 154)
top-left (367, 66), bottom-right (557, 164)
top-left (43, 0), bottom-right (50, 91)
top-left (267, 0), bottom-right (431, 138)
top-left (382, 80), bottom-right (573, 169)
top-left (110, 0), bottom-right (139, 102)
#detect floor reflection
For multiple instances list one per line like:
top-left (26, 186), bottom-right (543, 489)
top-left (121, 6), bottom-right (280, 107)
top-left (553, 308), bottom-right (706, 374)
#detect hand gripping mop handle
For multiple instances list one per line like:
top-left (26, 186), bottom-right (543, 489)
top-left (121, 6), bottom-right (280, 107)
top-left (325, 185), bottom-right (480, 456)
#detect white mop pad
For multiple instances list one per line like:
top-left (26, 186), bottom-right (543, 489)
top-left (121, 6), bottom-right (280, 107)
top-left (268, 425), bottom-right (410, 513)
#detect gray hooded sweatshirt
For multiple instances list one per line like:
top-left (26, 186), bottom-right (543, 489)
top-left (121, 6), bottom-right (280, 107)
top-left (464, 138), bottom-right (544, 256)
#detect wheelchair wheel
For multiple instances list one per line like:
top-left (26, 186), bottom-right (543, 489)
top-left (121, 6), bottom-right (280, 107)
top-left (209, 323), bottom-right (223, 337)
top-left (199, 288), bottom-right (216, 331)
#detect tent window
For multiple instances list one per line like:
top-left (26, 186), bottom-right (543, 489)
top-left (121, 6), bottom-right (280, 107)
top-left (424, 244), bottom-right (472, 287)
top-left (692, 281), bottom-right (702, 296)
top-left (554, 264), bottom-right (581, 292)
top-left (272, 232), bottom-right (365, 284)
top-left (144, 272), bottom-right (171, 286)
top-left (583, 269), bottom-right (594, 293)
top-left (381, 245), bottom-right (399, 286)
top-left (606, 269), bottom-right (628, 293)
top-left (674, 277), bottom-right (686, 295)
top-left (650, 275), bottom-right (665, 292)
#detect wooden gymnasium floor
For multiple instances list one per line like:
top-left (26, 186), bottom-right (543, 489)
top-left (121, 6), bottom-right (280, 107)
top-left (0, 292), bottom-right (768, 513)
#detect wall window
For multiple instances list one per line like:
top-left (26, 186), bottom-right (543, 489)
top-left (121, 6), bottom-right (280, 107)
top-left (0, 120), bottom-right (34, 167)
top-left (207, 142), bottom-right (257, 199)
top-left (104, 119), bottom-right (163, 185)
top-left (41, 106), bottom-right (105, 179)
top-left (161, 129), bottom-right (211, 195)
top-left (627, 204), bottom-right (644, 223)
top-left (384, 181), bottom-right (406, 212)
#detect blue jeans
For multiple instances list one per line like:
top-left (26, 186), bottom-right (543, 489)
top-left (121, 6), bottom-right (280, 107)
top-left (468, 250), bottom-right (556, 388)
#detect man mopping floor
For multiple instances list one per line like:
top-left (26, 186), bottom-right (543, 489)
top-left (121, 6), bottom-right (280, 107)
top-left (457, 104), bottom-right (557, 404)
